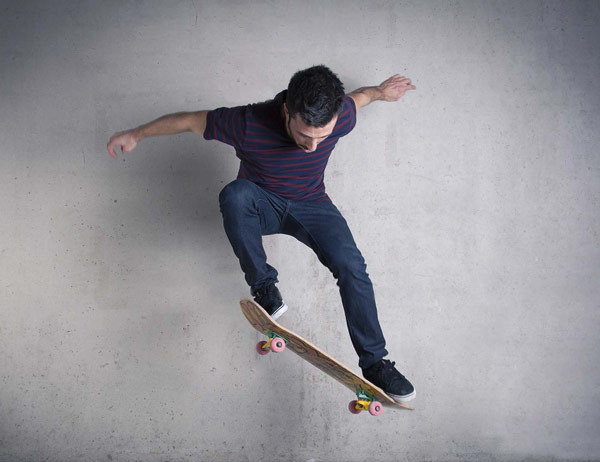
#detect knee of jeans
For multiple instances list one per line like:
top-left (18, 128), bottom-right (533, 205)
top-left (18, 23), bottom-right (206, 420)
top-left (328, 251), bottom-right (368, 281)
top-left (219, 179), bottom-right (254, 210)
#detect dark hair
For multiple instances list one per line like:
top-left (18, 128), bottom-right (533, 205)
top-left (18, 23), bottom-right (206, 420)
top-left (286, 65), bottom-right (345, 127)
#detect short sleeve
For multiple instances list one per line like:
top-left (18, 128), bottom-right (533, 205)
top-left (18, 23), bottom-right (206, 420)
top-left (203, 105), bottom-right (247, 149)
top-left (332, 96), bottom-right (357, 138)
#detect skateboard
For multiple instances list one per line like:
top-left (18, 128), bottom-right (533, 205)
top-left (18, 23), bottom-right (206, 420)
top-left (240, 299), bottom-right (413, 415)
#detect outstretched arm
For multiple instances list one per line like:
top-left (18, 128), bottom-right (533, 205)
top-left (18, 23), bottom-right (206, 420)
top-left (106, 110), bottom-right (208, 158)
top-left (347, 75), bottom-right (415, 113)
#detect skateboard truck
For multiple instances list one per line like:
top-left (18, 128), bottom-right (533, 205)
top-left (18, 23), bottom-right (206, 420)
top-left (348, 389), bottom-right (383, 416)
top-left (256, 331), bottom-right (288, 355)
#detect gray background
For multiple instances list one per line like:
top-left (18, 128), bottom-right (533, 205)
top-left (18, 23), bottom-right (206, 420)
top-left (1, 1), bottom-right (599, 461)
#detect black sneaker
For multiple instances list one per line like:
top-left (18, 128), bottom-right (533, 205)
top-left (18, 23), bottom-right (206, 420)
top-left (362, 359), bottom-right (416, 403)
top-left (252, 283), bottom-right (288, 320)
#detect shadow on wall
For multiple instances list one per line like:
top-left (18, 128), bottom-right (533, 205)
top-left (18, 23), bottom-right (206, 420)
top-left (97, 123), bottom-right (242, 312)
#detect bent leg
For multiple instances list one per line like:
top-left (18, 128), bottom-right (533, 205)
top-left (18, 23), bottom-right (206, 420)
top-left (218, 179), bottom-right (287, 292)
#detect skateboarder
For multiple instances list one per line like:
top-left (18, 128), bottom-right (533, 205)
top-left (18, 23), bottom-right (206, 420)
top-left (107, 65), bottom-right (416, 403)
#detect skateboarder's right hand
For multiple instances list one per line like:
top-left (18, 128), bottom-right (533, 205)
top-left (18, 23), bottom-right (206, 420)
top-left (107, 129), bottom-right (139, 159)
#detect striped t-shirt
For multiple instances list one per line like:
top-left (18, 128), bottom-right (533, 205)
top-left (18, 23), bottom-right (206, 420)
top-left (203, 90), bottom-right (356, 202)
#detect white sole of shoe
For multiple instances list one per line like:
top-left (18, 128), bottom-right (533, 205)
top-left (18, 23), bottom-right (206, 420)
top-left (271, 303), bottom-right (288, 320)
top-left (388, 389), bottom-right (416, 403)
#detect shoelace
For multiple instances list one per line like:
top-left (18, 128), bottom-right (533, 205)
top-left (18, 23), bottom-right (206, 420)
top-left (255, 285), bottom-right (276, 302)
top-left (380, 360), bottom-right (406, 383)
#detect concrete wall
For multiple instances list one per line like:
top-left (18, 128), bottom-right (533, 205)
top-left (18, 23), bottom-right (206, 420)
top-left (1, 1), bottom-right (599, 461)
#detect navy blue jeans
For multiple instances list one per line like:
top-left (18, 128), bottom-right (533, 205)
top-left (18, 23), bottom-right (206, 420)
top-left (219, 179), bottom-right (388, 369)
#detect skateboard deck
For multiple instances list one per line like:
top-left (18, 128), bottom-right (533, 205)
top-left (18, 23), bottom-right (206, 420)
top-left (240, 299), bottom-right (413, 415)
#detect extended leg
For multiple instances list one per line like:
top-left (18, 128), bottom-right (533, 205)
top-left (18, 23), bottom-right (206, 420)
top-left (282, 200), bottom-right (388, 369)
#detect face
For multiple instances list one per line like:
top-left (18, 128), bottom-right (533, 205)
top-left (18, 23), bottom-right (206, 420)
top-left (284, 104), bottom-right (337, 153)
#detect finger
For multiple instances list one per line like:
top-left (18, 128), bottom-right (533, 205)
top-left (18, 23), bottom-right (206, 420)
top-left (398, 83), bottom-right (415, 93)
top-left (107, 143), bottom-right (117, 158)
top-left (383, 74), bottom-right (401, 85)
top-left (389, 78), bottom-right (411, 89)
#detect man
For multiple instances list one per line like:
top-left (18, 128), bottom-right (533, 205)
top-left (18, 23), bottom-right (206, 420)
top-left (107, 65), bottom-right (417, 403)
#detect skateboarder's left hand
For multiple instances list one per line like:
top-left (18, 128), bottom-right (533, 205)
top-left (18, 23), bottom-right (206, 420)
top-left (377, 75), bottom-right (416, 102)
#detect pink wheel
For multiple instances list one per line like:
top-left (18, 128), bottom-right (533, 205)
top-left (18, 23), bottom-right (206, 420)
top-left (270, 336), bottom-right (286, 353)
top-left (256, 340), bottom-right (269, 355)
top-left (348, 400), bottom-right (361, 414)
top-left (369, 401), bottom-right (383, 416)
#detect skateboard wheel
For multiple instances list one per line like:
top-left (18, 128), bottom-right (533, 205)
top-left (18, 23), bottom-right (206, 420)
top-left (270, 336), bottom-right (286, 353)
top-left (348, 400), bottom-right (361, 414)
top-left (369, 401), bottom-right (383, 416)
top-left (256, 340), bottom-right (270, 355)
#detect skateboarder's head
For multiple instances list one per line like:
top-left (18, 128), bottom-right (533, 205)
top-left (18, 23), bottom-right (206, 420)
top-left (286, 65), bottom-right (345, 127)
top-left (283, 65), bottom-right (345, 152)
